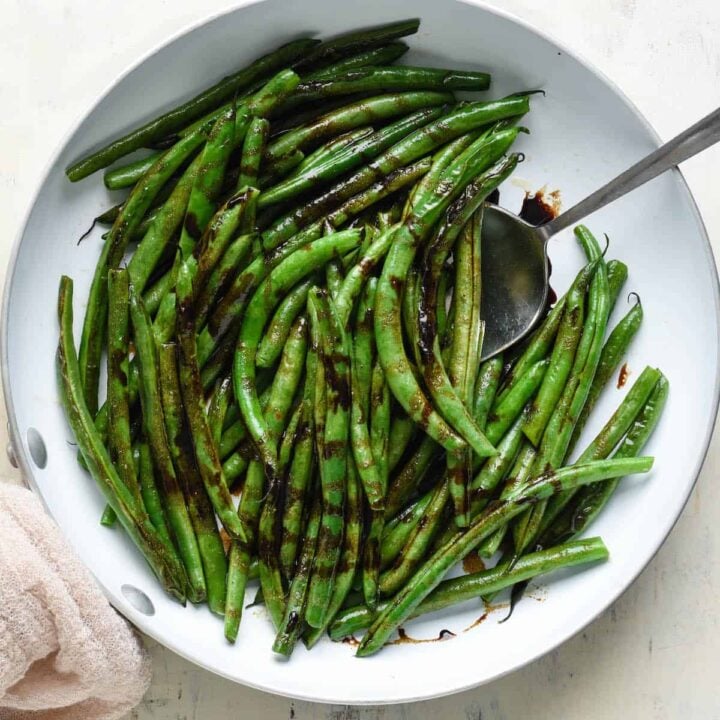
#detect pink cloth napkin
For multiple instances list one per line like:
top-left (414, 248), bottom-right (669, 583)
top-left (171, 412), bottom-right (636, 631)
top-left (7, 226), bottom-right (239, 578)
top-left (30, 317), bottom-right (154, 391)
top-left (0, 482), bottom-right (151, 719)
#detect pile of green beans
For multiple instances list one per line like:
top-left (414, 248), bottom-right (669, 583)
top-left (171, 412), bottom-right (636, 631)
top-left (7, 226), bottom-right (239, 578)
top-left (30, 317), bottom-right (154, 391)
top-left (57, 19), bottom-right (666, 658)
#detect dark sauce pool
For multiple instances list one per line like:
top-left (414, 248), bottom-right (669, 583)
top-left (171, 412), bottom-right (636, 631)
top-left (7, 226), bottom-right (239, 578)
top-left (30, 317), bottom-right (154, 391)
top-left (519, 188), bottom-right (562, 308)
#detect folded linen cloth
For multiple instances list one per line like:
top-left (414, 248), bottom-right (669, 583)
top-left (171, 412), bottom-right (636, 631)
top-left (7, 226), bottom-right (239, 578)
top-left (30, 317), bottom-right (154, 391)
top-left (0, 482), bottom-right (151, 720)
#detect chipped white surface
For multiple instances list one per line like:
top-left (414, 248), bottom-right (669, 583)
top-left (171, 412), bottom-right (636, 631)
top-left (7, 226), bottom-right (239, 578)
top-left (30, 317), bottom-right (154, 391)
top-left (1, 0), bottom-right (720, 717)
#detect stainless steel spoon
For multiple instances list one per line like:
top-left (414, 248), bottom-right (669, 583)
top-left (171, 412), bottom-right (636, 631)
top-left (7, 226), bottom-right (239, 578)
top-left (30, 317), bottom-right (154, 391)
top-left (480, 105), bottom-right (720, 360)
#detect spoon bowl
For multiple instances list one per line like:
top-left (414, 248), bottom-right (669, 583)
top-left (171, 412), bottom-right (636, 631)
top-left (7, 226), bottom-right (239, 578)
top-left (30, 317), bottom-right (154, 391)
top-left (480, 205), bottom-right (548, 359)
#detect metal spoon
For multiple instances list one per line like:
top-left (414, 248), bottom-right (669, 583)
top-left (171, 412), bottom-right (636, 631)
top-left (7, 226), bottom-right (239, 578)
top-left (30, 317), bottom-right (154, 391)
top-left (480, 106), bottom-right (720, 360)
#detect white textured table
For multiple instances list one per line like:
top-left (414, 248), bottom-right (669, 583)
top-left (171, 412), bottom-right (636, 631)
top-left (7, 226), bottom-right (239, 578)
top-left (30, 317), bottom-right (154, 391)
top-left (3, 1), bottom-right (720, 717)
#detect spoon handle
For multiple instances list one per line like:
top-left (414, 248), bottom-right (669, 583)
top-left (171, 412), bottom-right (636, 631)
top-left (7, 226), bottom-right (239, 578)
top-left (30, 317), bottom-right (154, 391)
top-left (540, 106), bottom-right (720, 238)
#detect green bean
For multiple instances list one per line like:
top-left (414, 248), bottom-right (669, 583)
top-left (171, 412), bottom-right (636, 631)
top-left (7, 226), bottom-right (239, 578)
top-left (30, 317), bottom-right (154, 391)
top-left (363, 359), bottom-right (390, 607)
top-left (223, 540), bottom-right (249, 642)
top-left (432, 409), bottom-right (533, 555)
top-left (606, 259), bottom-right (629, 312)
top-left (294, 127), bottom-right (374, 176)
top-left (221, 453), bottom-right (248, 486)
top-left (153, 292), bottom-right (177, 343)
top-left (208, 375), bottom-right (233, 449)
top-left (280, 401), bottom-right (315, 581)
top-left (305, 42), bottom-right (410, 81)
top-left (95, 205), bottom-right (122, 226)
top-left (109, 130), bottom-right (215, 275)
top-left (511, 262), bottom-right (601, 550)
top-left (449, 211), bottom-right (483, 402)
top-left (414, 155), bottom-right (520, 460)
top-left (305, 458), bottom-right (363, 646)
top-left (363, 503), bottom-right (384, 611)
top-left (488, 261), bottom-right (624, 414)
top-left (150, 73), bottom-right (299, 306)
top-left (197, 191), bottom-right (259, 290)
top-left (370, 361), bottom-right (391, 491)
top-left (131, 206), bottom-right (164, 243)
top-left (273, 491), bottom-right (321, 656)
top-left (172, 105), bottom-right (243, 274)
top-left (384, 436), bottom-right (440, 519)
top-left (516, 230), bottom-right (613, 554)
top-left (157, 343), bottom-right (227, 614)
top-left (286, 66), bottom-right (488, 110)
top-left (106, 269), bottom-right (142, 506)
top-left (380, 489), bottom-right (434, 569)
top-left (142, 268), bottom-right (176, 317)
top-left (539, 365), bottom-right (662, 535)
top-left (473, 411), bottom-right (527, 502)
top-left (473, 356), bottom-right (504, 430)
top-left (257, 279), bottom-right (314, 368)
top-left (305, 291), bottom-right (351, 628)
top-left (309, 291), bottom-right (326, 464)
top-left (128, 284), bottom-right (206, 603)
top-left (350, 279), bottom-right (384, 509)
top-left (93, 177), bottom-right (179, 233)
top-left (523, 261), bottom-right (598, 446)
top-left (376, 130), bottom-right (522, 460)
top-left (258, 150), bottom-right (305, 188)
top-left (387, 412), bottom-right (416, 473)
top-left (219, 419), bottom-right (248, 459)
top-left (77, 237), bottom-right (112, 416)
top-left (136, 440), bottom-right (174, 550)
top-left (219, 389), bottom-right (272, 459)
top-left (445, 210), bottom-right (483, 524)
top-left (577, 366), bottom-right (661, 462)
top-left (79, 128), bottom-right (212, 415)
top-left (478, 440), bottom-right (537, 557)
top-left (57, 277), bottom-right (187, 602)
top-left (335, 226), bottom-right (393, 327)
top-left (204, 157), bottom-right (426, 368)
top-left (258, 317), bottom-right (309, 628)
top-left (100, 505), bottom-right (117, 527)
top-left (237, 117), bottom-right (269, 190)
top-left (127, 152), bottom-right (203, 295)
top-left (226, 316), bottom-right (308, 639)
top-left (484, 359), bottom-right (548, 444)
top-left (263, 96), bottom-right (530, 248)
top-left (569, 294), bottom-right (643, 453)
top-left (330, 537), bottom-right (608, 640)
top-left (278, 398), bottom-right (303, 470)
top-left (379, 476), bottom-right (449, 597)
top-left (194, 234), bottom-right (256, 330)
top-left (325, 258), bottom-right (344, 299)
top-left (266, 91), bottom-right (440, 166)
top-left (294, 19), bottom-right (420, 72)
top-left (99, 271), bottom-right (157, 518)
top-left (323, 158), bottom-right (432, 230)
top-left (546, 374), bottom-right (668, 546)
top-left (104, 153), bottom-right (161, 190)
top-left (494, 298), bottom-right (567, 408)
top-left (399, 156), bottom-right (443, 352)
top-left (377, 201), bottom-right (403, 229)
top-left (356, 455), bottom-right (653, 656)
top-left (405, 131), bottom-right (478, 218)
top-left (66, 39), bottom-right (316, 180)
top-left (175, 259), bottom-right (247, 541)
top-left (233, 229), bottom-right (360, 476)
top-left (201, 223), bottom-right (324, 369)
top-left (176, 64), bottom-right (301, 143)
top-left (260, 105), bottom-right (448, 208)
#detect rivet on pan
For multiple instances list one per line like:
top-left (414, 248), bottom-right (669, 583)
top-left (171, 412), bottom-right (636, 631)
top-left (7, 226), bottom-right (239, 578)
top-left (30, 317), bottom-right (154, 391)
top-left (6, 443), bottom-right (18, 468)
top-left (26, 428), bottom-right (47, 469)
top-left (121, 584), bottom-right (156, 616)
